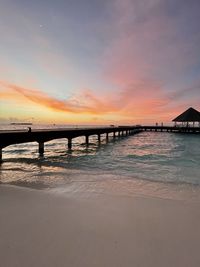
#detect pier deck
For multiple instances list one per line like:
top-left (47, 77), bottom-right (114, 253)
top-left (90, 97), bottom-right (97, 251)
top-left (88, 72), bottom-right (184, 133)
top-left (141, 125), bottom-right (200, 133)
top-left (0, 126), bottom-right (141, 161)
top-left (0, 125), bottom-right (199, 161)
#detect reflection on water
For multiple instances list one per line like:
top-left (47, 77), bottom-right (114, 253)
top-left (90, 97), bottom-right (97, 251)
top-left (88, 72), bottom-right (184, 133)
top-left (1, 130), bottom-right (200, 200)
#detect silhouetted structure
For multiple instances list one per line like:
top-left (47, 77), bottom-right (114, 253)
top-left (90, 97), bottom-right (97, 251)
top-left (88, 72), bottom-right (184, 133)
top-left (1, 124), bottom-right (200, 161)
top-left (0, 126), bottom-right (141, 161)
top-left (172, 107), bottom-right (200, 127)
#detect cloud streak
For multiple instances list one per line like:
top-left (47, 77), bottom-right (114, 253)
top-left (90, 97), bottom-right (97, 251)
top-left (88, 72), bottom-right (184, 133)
top-left (103, 0), bottom-right (200, 96)
top-left (0, 79), bottom-right (171, 121)
top-left (0, 80), bottom-right (117, 115)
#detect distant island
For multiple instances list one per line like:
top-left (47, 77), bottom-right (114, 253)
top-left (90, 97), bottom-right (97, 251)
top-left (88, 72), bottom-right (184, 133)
top-left (10, 122), bottom-right (33, 125)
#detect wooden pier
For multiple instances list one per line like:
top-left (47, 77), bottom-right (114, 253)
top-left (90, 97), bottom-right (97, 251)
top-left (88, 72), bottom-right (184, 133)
top-left (0, 125), bottom-right (199, 161)
top-left (0, 126), bottom-right (141, 161)
top-left (141, 125), bottom-right (200, 133)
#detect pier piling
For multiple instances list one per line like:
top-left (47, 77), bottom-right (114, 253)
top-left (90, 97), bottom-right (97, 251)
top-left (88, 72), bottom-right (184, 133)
top-left (0, 148), bottom-right (2, 162)
top-left (68, 138), bottom-right (72, 149)
top-left (85, 135), bottom-right (89, 145)
top-left (98, 134), bottom-right (101, 143)
top-left (38, 142), bottom-right (44, 155)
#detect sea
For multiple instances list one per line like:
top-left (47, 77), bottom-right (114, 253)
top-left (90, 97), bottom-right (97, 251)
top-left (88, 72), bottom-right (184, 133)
top-left (1, 124), bottom-right (200, 201)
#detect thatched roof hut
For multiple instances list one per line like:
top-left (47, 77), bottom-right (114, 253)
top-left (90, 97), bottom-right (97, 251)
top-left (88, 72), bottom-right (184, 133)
top-left (172, 107), bottom-right (200, 126)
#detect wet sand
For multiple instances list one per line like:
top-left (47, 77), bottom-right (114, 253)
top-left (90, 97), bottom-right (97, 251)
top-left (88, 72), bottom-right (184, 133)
top-left (0, 185), bottom-right (200, 267)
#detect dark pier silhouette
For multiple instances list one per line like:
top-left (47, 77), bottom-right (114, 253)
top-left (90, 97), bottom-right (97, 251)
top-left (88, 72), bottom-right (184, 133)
top-left (1, 124), bottom-right (200, 161)
top-left (0, 126), bottom-right (141, 161)
top-left (141, 125), bottom-right (200, 133)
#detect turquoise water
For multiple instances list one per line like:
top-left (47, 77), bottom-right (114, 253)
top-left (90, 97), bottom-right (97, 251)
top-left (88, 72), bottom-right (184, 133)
top-left (0, 125), bottom-right (200, 200)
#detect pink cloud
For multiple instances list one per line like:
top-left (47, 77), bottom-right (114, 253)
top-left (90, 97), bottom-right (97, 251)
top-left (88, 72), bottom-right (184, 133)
top-left (103, 0), bottom-right (199, 86)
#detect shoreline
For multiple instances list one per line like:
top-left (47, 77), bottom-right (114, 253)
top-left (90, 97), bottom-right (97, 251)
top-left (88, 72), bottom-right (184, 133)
top-left (2, 171), bottom-right (200, 203)
top-left (1, 184), bottom-right (200, 267)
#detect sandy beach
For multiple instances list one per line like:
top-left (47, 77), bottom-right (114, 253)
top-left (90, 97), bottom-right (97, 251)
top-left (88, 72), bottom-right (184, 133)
top-left (0, 185), bottom-right (200, 267)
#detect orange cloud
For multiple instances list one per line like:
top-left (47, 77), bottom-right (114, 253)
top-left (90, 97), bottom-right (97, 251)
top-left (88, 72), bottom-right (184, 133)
top-left (0, 79), bottom-right (171, 122)
top-left (0, 80), bottom-right (119, 115)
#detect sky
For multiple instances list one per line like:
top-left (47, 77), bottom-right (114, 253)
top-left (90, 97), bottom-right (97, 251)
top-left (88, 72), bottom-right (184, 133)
top-left (0, 0), bottom-right (200, 125)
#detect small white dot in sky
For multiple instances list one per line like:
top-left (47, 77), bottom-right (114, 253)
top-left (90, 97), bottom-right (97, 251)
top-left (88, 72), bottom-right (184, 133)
top-left (39, 24), bottom-right (43, 28)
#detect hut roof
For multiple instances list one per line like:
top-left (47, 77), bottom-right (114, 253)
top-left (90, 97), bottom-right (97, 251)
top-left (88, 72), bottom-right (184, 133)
top-left (172, 107), bottom-right (200, 122)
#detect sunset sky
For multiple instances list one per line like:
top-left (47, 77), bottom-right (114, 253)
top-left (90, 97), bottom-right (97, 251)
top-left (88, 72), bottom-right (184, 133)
top-left (0, 0), bottom-right (200, 125)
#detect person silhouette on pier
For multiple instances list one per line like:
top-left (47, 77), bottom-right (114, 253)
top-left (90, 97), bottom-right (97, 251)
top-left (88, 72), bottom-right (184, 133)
top-left (28, 127), bottom-right (32, 133)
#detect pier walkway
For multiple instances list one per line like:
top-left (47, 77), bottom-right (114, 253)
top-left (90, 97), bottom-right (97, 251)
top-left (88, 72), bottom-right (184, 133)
top-left (0, 125), bottom-right (199, 161)
top-left (0, 126), bottom-right (141, 161)
top-left (141, 125), bottom-right (200, 133)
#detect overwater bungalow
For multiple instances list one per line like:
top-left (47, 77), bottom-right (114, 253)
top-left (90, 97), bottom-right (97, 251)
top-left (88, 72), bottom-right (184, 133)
top-left (172, 107), bottom-right (200, 127)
